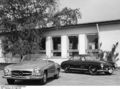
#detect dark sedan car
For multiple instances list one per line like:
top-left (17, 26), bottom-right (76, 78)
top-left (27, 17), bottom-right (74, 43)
top-left (61, 55), bottom-right (115, 75)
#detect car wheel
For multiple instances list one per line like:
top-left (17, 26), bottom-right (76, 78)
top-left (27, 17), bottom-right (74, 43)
top-left (7, 79), bottom-right (15, 84)
top-left (64, 65), bottom-right (70, 73)
top-left (54, 69), bottom-right (60, 79)
top-left (89, 66), bottom-right (97, 75)
top-left (41, 72), bottom-right (47, 85)
top-left (105, 67), bottom-right (114, 75)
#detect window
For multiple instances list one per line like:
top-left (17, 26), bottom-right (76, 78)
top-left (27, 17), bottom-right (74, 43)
top-left (68, 36), bottom-right (79, 56)
top-left (87, 34), bottom-right (98, 54)
top-left (40, 37), bottom-right (46, 53)
top-left (52, 37), bottom-right (61, 56)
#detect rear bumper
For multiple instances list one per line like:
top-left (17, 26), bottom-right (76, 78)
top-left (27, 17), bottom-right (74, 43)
top-left (3, 75), bottom-right (43, 80)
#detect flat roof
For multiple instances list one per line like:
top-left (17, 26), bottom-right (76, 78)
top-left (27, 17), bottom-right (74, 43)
top-left (40, 19), bottom-right (120, 31)
top-left (0, 19), bottom-right (120, 34)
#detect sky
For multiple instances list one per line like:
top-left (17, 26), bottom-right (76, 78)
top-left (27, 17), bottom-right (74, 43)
top-left (59, 0), bottom-right (120, 23)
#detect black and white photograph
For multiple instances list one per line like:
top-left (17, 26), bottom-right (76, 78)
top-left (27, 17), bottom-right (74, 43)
top-left (0, 0), bottom-right (120, 86)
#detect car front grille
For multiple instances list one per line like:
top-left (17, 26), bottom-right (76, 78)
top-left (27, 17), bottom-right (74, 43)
top-left (11, 70), bottom-right (32, 76)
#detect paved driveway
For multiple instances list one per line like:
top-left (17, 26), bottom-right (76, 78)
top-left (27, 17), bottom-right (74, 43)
top-left (0, 69), bottom-right (120, 86)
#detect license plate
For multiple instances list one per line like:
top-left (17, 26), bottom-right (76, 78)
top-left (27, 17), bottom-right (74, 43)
top-left (13, 76), bottom-right (24, 78)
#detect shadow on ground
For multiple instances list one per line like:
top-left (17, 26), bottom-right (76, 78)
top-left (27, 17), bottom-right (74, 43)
top-left (61, 69), bottom-right (117, 76)
top-left (11, 77), bottom-right (61, 86)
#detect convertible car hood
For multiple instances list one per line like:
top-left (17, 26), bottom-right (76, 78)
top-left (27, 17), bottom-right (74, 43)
top-left (6, 60), bottom-right (49, 70)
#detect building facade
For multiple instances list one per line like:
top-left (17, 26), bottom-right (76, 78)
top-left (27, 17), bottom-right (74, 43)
top-left (41, 20), bottom-right (120, 66)
top-left (0, 19), bottom-right (120, 66)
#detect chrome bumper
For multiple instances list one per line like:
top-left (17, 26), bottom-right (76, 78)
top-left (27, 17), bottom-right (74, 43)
top-left (97, 68), bottom-right (114, 72)
top-left (3, 75), bottom-right (43, 80)
top-left (97, 70), bottom-right (110, 72)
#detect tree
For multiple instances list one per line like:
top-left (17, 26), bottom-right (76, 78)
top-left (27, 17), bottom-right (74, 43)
top-left (52, 7), bottom-right (81, 27)
top-left (0, 0), bottom-right (58, 31)
top-left (0, 0), bottom-right (81, 59)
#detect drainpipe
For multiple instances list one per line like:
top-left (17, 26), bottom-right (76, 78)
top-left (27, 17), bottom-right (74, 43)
top-left (96, 24), bottom-right (100, 51)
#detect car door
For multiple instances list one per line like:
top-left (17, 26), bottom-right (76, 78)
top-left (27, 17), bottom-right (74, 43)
top-left (70, 56), bottom-right (82, 69)
top-left (71, 56), bottom-right (86, 69)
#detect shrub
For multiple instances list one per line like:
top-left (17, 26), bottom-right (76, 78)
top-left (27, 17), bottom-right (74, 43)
top-left (98, 42), bottom-right (119, 66)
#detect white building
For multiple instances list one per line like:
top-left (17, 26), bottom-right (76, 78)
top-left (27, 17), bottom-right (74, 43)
top-left (0, 19), bottom-right (120, 66)
top-left (42, 19), bottom-right (120, 66)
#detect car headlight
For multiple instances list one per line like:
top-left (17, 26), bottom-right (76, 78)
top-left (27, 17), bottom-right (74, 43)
top-left (33, 68), bottom-right (41, 76)
top-left (100, 63), bottom-right (104, 68)
top-left (4, 68), bottom-right (11, 75)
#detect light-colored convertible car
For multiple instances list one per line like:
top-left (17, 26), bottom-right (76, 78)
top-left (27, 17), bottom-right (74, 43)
top-left (3, 54), bottom-right (60, 85)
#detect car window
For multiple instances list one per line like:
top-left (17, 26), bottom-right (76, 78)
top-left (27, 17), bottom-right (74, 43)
top-left (80, 57), bottom-right (86, 61)
top-left (73, 56), bottom-right (80, 61)
top-left (85, 56), bottom-right (96, 61)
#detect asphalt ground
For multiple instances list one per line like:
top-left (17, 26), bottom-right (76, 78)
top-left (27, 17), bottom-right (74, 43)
top-left (0, 68), bottom-right (120, 86)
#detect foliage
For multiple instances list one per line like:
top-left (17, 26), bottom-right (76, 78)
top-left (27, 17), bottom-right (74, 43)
top-left (99, 42), bottom-right (119, 64)
top-left (1, 29), bottom-right (43, 58)
top-left (52, 7), bottom-right (81, 27)
top-left (0, 0), bottom-right (57, 31)
top-left (0, 0), bottom-right (81, 58)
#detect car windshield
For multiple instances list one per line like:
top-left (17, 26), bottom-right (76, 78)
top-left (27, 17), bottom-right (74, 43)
top-left (22, 54), bottom-right (47, 62)
top-left (84, 56), bottom-right (97, 61)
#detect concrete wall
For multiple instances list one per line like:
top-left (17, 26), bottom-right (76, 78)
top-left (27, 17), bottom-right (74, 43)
top-left (99, 23), bottom-right (120, 66)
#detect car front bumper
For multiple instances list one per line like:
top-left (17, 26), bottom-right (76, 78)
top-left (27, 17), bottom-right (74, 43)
top-left (97, 69), bottom-right (110, 72)
top-left (3, 75), bottom-right (43, 80)
top-left (97, 67), bottom-right (114, 72)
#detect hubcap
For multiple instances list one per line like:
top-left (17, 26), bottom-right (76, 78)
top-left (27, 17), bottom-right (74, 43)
top-left (65, 66), bottom-right (70, 72)
top-left (65, 67), bottom-right (68, 71)
top-left (91, 68), bottom-right (96, 72)
top-left (89, 66), bottom-right (97, 74)
top-left (108, 68), bottom-right (113, 73)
